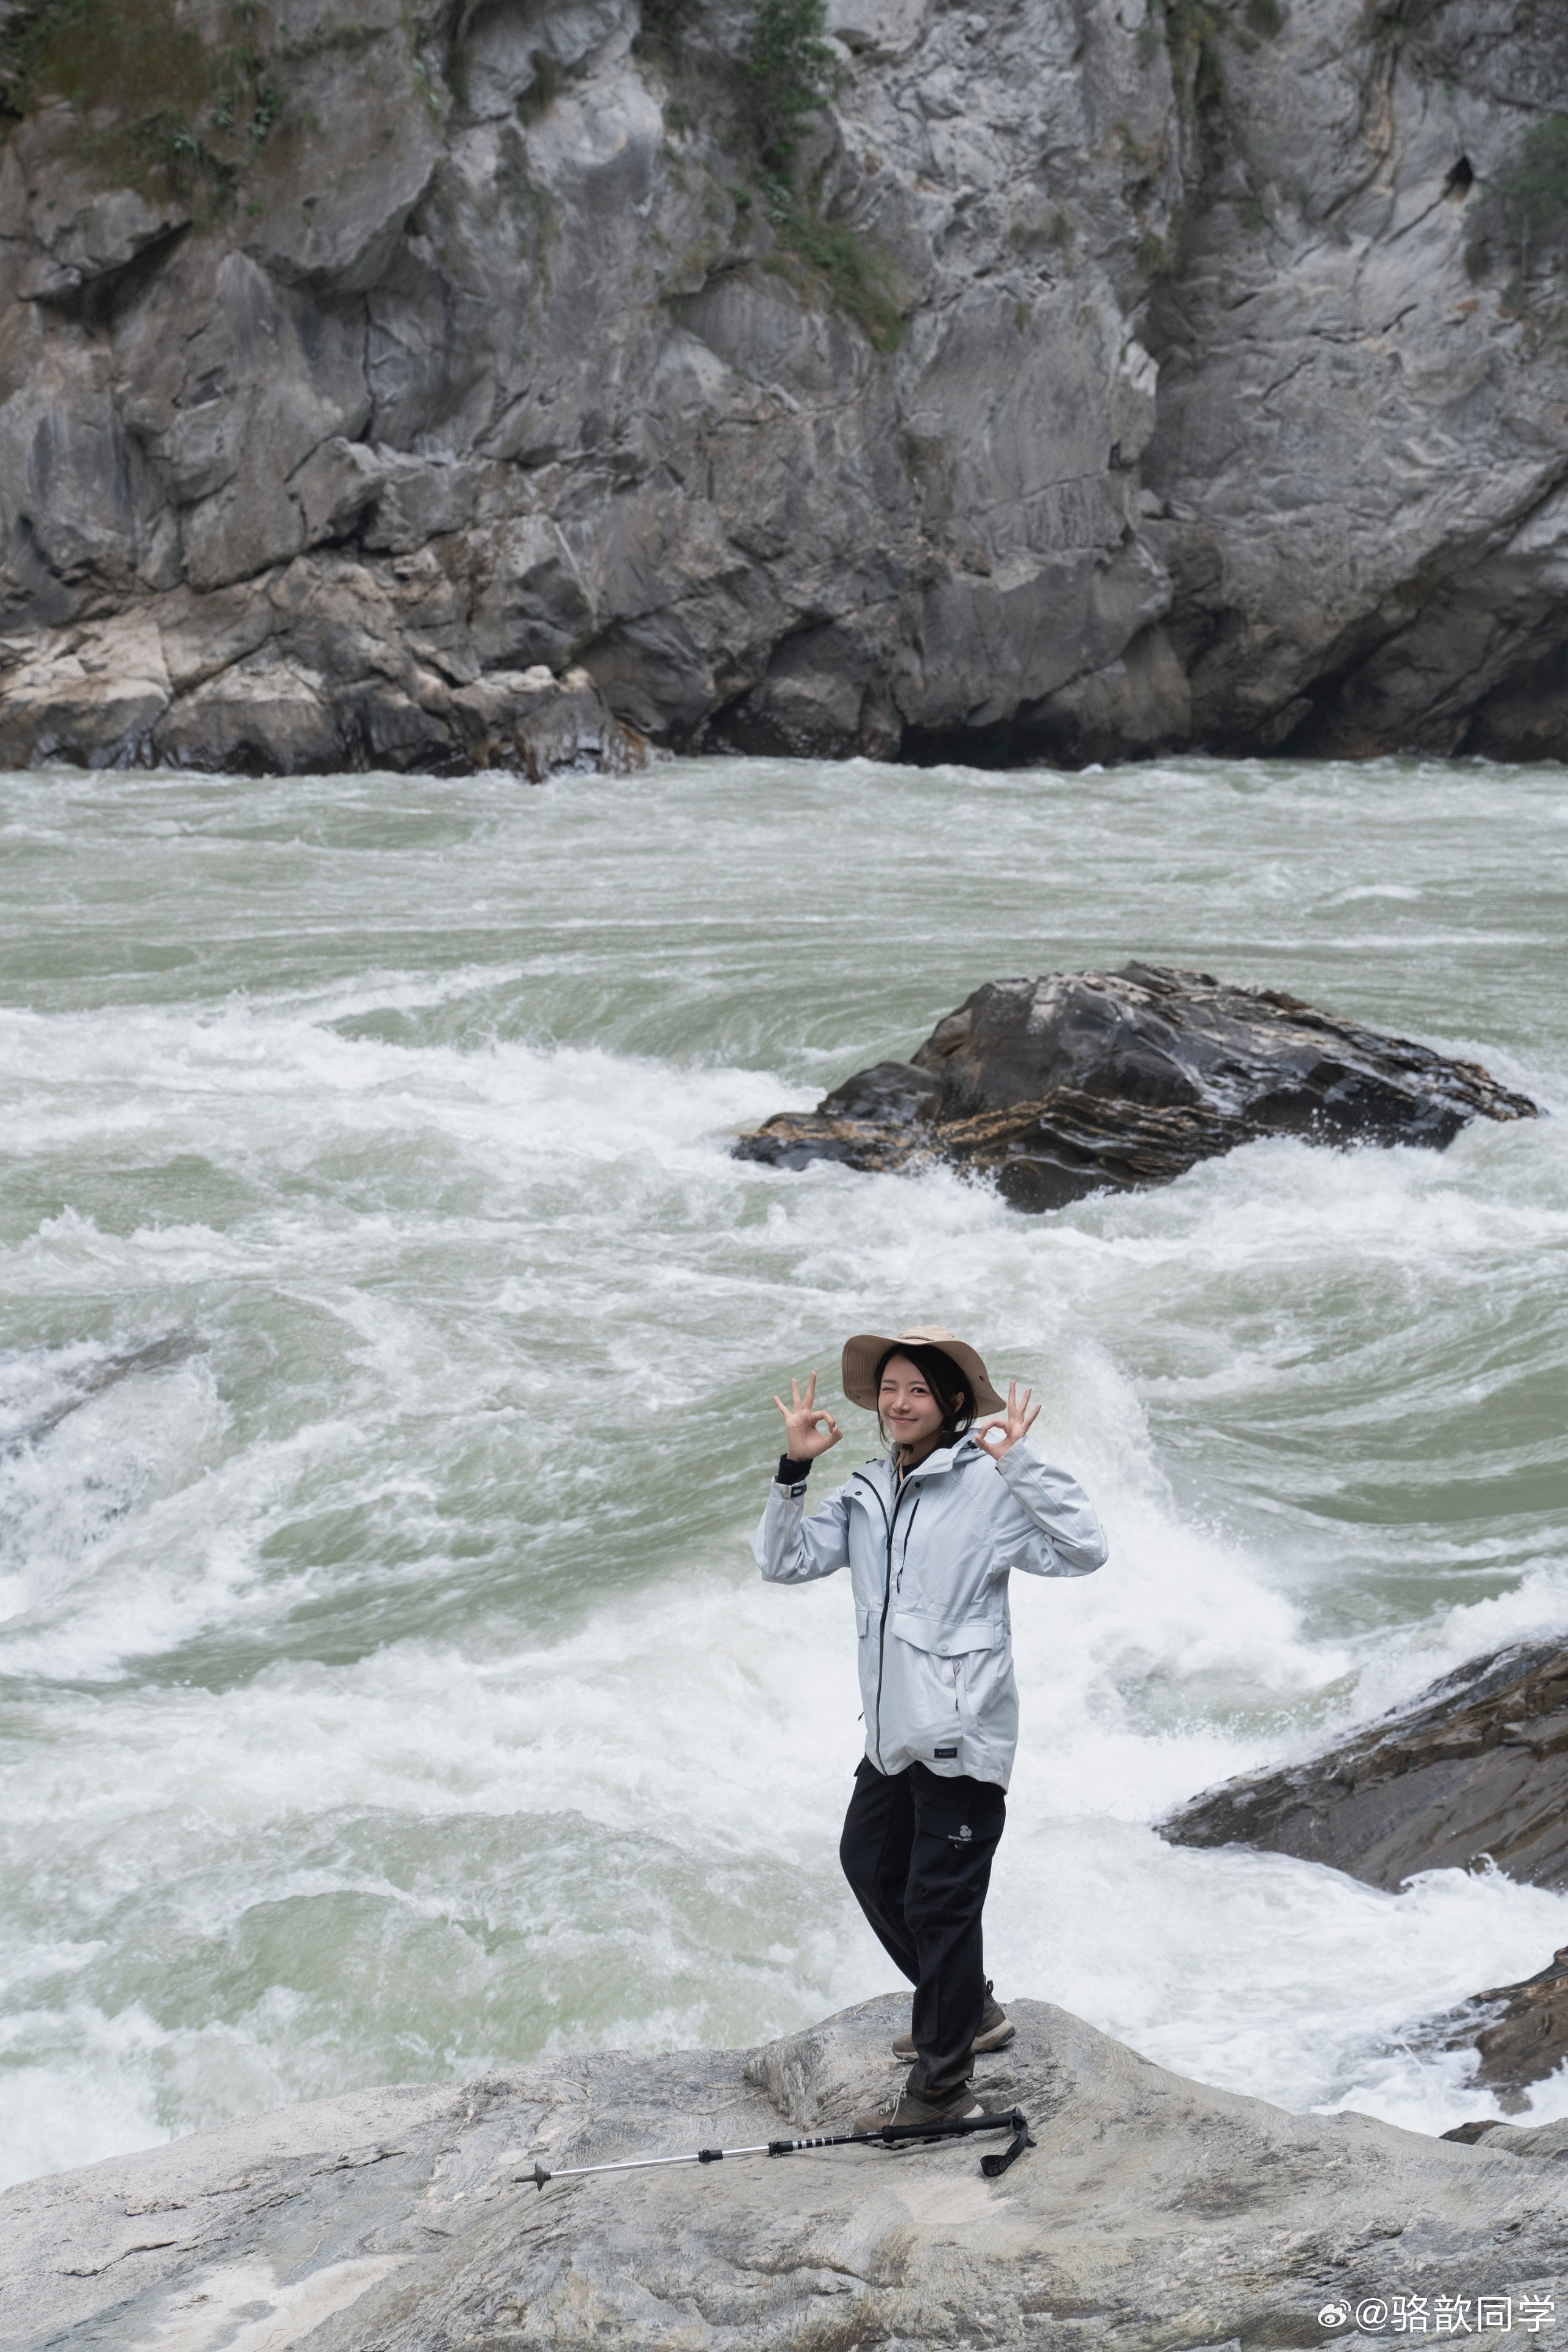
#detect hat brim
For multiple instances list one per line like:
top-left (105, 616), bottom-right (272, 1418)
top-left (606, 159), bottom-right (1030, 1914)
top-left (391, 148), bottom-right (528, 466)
top-left (840, 1330), bottom-right (1005, 1418)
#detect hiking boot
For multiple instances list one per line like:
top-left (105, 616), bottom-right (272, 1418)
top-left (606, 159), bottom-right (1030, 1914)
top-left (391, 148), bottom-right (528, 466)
top-left (852, 2083), bottom-right (985, 2135)
top-left (891, 1983), bottom-right (1014, 2063)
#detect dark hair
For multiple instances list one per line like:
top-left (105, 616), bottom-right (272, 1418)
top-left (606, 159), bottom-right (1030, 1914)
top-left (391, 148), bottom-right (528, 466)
top-left (873, 1343), bottom-right (975, 1451)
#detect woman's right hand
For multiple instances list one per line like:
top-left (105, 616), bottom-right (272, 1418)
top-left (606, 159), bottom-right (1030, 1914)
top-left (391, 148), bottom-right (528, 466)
top-left (772, 1372), bottom-right (843, 1460)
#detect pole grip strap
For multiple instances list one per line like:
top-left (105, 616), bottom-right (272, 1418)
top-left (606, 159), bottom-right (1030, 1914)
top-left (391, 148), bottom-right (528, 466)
top-left (980, 2118), bottom-right (1035, 2178)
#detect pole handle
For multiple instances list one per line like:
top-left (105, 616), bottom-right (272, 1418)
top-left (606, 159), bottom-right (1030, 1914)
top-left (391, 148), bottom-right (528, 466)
top-left (768, 2107), bottom-right (1031, 2160)
top-left (866, 2105), bottom-right (1027, 2149)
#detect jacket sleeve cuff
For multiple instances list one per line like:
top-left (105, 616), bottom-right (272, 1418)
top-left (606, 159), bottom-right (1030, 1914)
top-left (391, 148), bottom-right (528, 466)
top-left (777, 1455), bottom-right (812, 1485)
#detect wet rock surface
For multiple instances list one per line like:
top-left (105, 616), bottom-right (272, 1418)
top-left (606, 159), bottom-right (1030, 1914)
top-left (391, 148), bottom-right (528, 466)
top-left (1431, 1947), bottom-right (1568, 2115)
top-left (1160, 1640), bottom-right (1568, 1893)
top-left (4, 0), bottom-right (1568, 771)
top-left (7, 1993), bottom-right (1568, 2352)
top-left (734, 964), bottom-right (1538, 1209)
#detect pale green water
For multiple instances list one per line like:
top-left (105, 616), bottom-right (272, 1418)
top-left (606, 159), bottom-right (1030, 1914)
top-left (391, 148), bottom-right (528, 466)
top-left (1, 752), bottom-right (1566, 2187)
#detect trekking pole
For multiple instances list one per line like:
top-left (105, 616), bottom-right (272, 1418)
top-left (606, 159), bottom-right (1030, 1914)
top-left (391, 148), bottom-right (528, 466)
top-left (523, 2104), bottom-right (1033, 2190)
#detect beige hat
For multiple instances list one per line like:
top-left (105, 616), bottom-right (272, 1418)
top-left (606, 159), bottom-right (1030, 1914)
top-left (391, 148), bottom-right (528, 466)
top-left (840, 1325), bottom-right (1005, 1417)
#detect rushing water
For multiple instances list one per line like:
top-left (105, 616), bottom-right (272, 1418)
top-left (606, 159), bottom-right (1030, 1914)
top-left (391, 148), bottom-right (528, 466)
top-left (1, 752), bottom-right (1566, 2192)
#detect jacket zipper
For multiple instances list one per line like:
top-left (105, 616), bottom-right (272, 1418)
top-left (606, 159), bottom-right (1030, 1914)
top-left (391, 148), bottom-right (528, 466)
top-left (854, 1467), bottom-right (919, 1772)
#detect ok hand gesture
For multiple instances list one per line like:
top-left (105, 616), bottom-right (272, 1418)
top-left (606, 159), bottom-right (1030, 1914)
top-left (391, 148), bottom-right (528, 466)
top-left (772, 1372), bottom-right (842, 1461)
top-left (975, 1380), bottom-right (1040, 1465)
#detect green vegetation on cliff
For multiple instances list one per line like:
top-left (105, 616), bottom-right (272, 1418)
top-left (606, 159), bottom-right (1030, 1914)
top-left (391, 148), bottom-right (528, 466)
top-left (743, 0), bottom-right (902, 350)
top-left (742, 0), bottom-right (837, 169)
top-left (0, 0), bottom-right (285, 211)
top-left (1466, 111), bottom-right (1568, 295)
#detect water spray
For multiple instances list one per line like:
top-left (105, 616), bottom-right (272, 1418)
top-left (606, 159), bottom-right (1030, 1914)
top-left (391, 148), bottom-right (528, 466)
top-left (522, 2104), bottom-right (1034, 2190)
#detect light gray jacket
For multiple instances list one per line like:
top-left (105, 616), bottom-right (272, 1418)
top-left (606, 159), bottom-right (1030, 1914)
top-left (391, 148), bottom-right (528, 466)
top-left (752, 1434), bottom-right (1107, 1789)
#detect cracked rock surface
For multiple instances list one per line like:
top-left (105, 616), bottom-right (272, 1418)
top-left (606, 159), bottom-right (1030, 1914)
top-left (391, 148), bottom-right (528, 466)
top-left (2, 0), bottom-right (1568, 771)
top-left (733, 963), bottom-right (1539, 1210)
top-left (6, 1994), bottom-right (1568, 2350)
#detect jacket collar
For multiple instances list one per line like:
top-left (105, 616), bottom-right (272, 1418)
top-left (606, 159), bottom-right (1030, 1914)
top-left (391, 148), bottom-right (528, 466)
top-left (909, 1432), bottom-right (984, 1479)
top-left (862, 1432), bottom-right (982, 1490)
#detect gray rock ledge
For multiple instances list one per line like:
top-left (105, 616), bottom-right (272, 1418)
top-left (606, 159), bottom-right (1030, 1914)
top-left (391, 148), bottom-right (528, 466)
top-left (6, 1994), bottom-right (1568, 2352)
top-left (0, 628), bottom-right (653, 782)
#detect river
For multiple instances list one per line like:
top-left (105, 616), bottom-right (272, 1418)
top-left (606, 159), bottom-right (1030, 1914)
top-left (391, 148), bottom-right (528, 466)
top-left (2, 750), bottom-right (1565, 2190)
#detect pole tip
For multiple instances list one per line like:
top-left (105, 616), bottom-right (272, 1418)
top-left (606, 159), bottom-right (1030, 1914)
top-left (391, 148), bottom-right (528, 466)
top-left (528, 2161), bottom-right (551, 2190)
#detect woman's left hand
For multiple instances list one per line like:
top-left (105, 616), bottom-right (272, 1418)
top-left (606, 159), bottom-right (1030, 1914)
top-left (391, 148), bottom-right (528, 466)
top-left (975, 1381), bottom-right (1040, 1464)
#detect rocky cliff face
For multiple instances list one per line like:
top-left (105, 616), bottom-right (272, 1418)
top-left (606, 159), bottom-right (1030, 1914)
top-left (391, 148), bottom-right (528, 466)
top-left (2, 0), bottom-right (1567, 774)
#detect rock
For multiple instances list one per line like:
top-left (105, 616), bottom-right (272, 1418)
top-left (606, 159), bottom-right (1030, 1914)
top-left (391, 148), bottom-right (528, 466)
top-left (0, 577), bottom-right (651, 779)
top-left (1427, 1947), bottom-right (1568, 2116)
top-left (4, 0), bottom-right (1568, 771)
top-left (6, 1993), bottom-right (1568, 2352)
top-left (446, 663), bottom-right (652, 780)
top-left (733, 964), bottom-right (1540, 1210)
top-left (154, 650), bottom-right (343, 774)
top-left (0, 611), bottom-right (171, 765)
top-left (1160, 1640), bottom-right (1568, 1892)
top-left (1141, 8), bottom-right (1568, 762)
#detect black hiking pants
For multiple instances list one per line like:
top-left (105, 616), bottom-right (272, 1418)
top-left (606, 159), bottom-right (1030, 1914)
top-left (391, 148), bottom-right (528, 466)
top-left (838, 1755), bottom-right (1007, 2102)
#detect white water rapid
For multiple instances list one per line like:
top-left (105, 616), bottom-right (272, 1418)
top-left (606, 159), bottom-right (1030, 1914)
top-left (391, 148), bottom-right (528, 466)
top-left (2, 753), bottom-right (1566, 2190)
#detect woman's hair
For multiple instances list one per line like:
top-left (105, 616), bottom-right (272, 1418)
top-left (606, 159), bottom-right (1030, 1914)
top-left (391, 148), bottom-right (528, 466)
top-left (874, 1343), bottom-right (975, 1450)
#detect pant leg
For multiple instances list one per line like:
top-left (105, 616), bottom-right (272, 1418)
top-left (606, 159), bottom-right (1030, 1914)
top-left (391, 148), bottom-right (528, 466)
top-left (902, 1765), bottom-right (1006, 2102)
top-left (839, 1755), bottom-right (920, 1984)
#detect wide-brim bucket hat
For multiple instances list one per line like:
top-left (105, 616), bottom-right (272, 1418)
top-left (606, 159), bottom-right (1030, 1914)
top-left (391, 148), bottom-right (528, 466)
top-left (840, 1326), bottom-right (1005, 1417)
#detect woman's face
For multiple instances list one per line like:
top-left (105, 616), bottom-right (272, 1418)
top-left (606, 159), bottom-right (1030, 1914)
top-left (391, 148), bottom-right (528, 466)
top-left (877, 1355), bottom-right (948, 1451)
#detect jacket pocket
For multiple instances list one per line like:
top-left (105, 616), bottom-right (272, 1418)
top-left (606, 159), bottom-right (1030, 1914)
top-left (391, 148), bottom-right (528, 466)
top-left (856, 1605), bottom-right (873, 1637)
top-left (889, 1611), bottom-right (999, 1657)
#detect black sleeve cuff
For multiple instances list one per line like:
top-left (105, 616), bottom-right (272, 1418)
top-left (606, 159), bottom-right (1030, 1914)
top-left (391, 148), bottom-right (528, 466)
top-left (776, 1455), bottom-right (812, 1485)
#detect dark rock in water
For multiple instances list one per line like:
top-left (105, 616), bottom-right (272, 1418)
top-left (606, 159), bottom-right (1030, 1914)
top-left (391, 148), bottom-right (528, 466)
top-left (735, 965), bottom-right (1539, 1209)
top-left (1160, 1641), bottom-right (1568, 1892)
top-left (1432, 1946), bottom-right (1568, 2114)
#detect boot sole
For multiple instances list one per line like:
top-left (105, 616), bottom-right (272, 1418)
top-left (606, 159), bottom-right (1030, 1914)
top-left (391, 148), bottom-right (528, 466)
top-left (889, 2020), bottom-right (1016, 2061)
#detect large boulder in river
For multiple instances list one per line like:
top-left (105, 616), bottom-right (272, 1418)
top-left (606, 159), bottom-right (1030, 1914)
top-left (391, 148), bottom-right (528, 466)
top-left (734, 965), bottom-right (1540, 1210)
top-left (7, 1992), bottom-right (1568, 2350)
top-left (1160, 1640), bottom-right (1568, 1892)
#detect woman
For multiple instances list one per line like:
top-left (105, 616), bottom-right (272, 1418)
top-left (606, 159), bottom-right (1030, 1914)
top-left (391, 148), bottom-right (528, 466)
top-left (753, 1323), bottom-right (1107, 2128)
